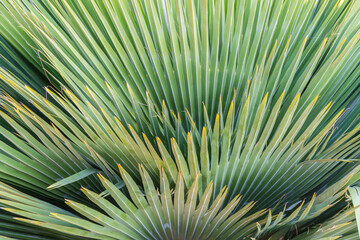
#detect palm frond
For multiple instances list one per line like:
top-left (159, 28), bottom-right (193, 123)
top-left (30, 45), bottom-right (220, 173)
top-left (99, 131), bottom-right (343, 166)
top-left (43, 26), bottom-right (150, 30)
top-left (0, 0), bottom-right (359, 239)
top-left (1, 165), bottom-right (355, 239)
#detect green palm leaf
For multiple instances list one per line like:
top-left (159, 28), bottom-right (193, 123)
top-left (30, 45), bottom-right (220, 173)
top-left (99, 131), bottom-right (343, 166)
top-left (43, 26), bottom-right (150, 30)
top-left (0, 0), bottom-right (359, 239)
top-left (1, 165), bottom-right (354, 239)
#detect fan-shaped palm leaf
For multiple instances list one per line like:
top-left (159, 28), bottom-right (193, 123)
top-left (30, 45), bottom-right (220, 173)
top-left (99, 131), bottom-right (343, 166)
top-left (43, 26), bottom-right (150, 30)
top-left (0, 0), bottom-right (359, 239)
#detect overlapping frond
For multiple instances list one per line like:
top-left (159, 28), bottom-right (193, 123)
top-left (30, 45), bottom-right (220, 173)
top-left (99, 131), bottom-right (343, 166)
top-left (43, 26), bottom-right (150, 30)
top-left (0, 0), bottom-right (359, 239)
top-left (1, 0), bottom-right (360, 142)
top-left (0, 165), bottom-right (355, 239)
top-left (1, 70), bottom-right (359, 210)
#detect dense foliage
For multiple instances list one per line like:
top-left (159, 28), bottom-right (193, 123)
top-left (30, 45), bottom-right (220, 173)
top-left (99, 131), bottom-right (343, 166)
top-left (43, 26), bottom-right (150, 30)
top-left (0, 0), bottom-right (360, 239)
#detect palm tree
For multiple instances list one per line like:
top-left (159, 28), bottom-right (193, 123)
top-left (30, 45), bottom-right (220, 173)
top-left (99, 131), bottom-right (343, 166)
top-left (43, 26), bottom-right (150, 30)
top-left (0, 0), bottom-right (360, 239)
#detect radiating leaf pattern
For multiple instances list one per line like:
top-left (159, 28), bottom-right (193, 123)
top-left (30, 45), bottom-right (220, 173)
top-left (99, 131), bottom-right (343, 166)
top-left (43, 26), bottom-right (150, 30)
top-left (0, 0), bottom-right (359, 239)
